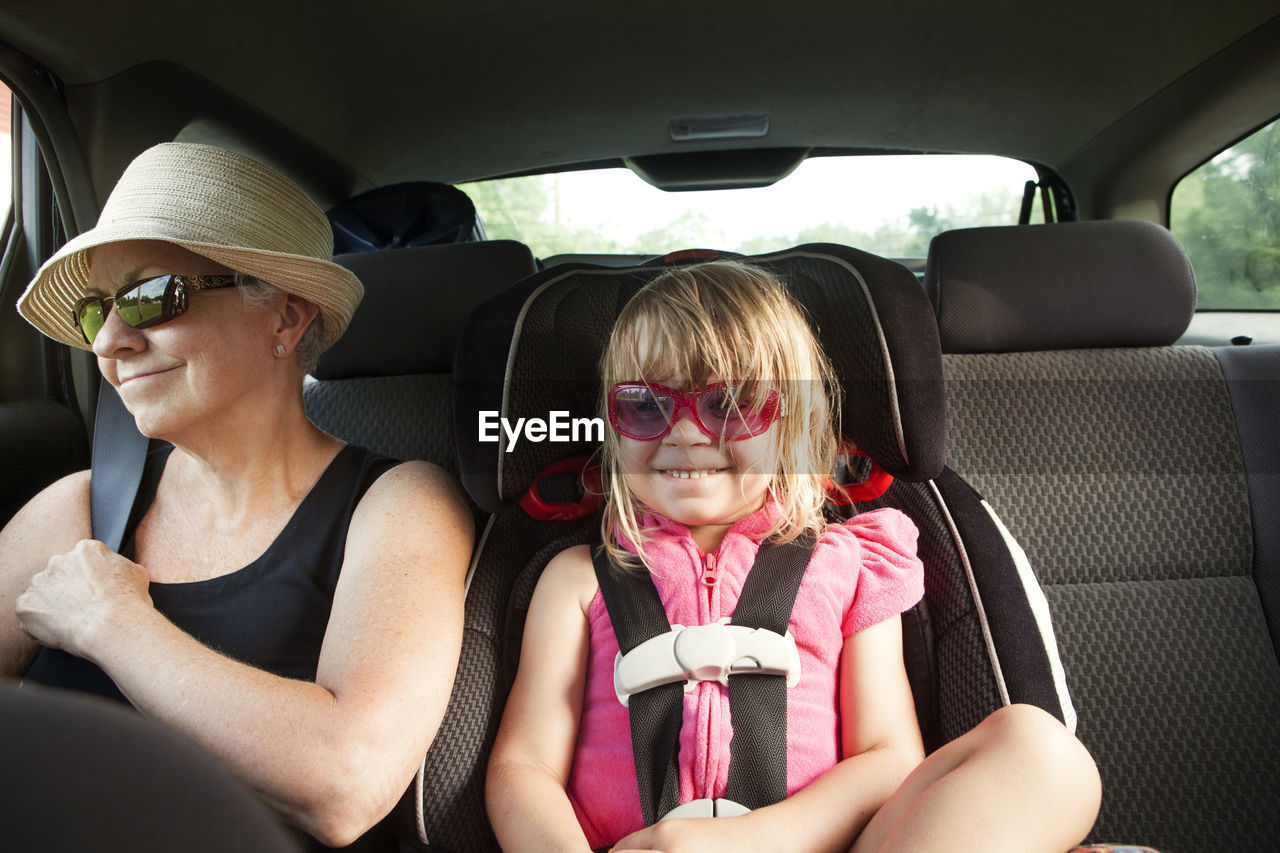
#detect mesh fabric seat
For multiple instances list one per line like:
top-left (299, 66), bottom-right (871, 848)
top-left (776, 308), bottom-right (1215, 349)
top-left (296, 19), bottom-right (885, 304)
top-left (298, 238), bottom-right (537, 850)
top-left (305, 240), bottom-right (536, 474)
top-left (926, 220), bottom-right (1280, 850)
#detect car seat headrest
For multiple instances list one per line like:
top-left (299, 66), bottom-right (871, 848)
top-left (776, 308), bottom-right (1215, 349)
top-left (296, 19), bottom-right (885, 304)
top-left (455, 244), bottom-right (945, 514)
top-left (924, 220), bottom-right (1197, 353)
top-left (315, 241), bottom-right (537, 380)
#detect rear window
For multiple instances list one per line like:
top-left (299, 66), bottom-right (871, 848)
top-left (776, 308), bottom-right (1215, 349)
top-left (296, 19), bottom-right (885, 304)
top-left (1171, 116), bottom-right (1280, 310)
top-left (461, 155), bottom-right (1041, 260)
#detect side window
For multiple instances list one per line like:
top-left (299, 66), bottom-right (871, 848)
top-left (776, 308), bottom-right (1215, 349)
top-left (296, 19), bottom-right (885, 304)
top-left (1170, 116), bottom-right (1280, 309)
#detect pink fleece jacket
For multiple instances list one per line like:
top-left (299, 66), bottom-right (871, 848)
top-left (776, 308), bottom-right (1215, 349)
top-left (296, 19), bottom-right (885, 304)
top-left (567, 504), bottom-right (924, 848)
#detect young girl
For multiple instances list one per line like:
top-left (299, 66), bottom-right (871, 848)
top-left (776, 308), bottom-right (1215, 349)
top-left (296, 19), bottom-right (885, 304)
top-left (487, 261), bottom-right (1100, 853)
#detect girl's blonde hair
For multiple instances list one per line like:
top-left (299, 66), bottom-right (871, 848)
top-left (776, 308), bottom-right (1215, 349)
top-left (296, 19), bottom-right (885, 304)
top-left (599, 260), bottom-right (840, 567)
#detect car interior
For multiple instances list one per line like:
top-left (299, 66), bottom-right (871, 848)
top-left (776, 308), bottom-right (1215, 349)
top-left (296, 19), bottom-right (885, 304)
top-left (0, 2), bottom-right (1277, 852)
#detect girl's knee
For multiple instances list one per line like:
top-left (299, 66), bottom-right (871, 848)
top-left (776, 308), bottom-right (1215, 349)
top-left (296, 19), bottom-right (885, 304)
top-left (981, 703), bottom-right (1071, 746)
top-left (982, 704), bottom-right (1101, 800)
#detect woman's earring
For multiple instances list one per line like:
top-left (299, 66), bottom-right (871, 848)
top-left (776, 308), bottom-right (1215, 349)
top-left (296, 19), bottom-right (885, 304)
top-left (275, 344), bottom-right (287, 356)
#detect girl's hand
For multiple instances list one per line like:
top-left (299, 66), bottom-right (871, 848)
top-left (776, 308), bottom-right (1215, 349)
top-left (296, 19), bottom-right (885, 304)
top-left (611, 815), bottom-right (766, 853)
top-left (15, 540), bottom-right (152, 658)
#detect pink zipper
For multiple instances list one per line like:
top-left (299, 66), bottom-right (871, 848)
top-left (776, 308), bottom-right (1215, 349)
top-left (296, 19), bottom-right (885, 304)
top-left (701, 550), bottom-right (718, 610)
top-left (695, 547), bottom-right (721, 799)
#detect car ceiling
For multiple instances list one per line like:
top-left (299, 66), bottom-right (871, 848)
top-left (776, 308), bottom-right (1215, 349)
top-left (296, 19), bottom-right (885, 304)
top-left (0, 0), bottom-right (1278, 209)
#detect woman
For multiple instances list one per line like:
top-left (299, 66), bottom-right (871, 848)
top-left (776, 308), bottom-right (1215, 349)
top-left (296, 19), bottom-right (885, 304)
top-left (0, 143), bottom-right (473, 849)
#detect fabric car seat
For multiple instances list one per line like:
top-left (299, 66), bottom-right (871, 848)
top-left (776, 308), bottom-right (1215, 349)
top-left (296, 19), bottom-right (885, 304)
top-left (298, 238), bottom-right (536, 849)
top-left (306, 240), bottom-right (537, 475)
top-left (925, 220), bottom-right (1280, 851)
top-left (442, 244), bottom-right (1077, 852)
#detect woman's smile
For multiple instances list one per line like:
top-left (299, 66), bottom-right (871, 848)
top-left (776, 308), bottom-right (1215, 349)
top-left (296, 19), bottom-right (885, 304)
top-left (116, 363), bottom-right (182, 387)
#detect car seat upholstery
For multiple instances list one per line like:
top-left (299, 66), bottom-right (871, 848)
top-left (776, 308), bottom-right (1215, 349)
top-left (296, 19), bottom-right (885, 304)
top-left (305, 240), bottom-right (537, 474)
top-left (441, 245), bottom-right (1077, 852)
top-left (298, 238), bottom-right (536, 847)
top-left (926, 220), bottom-right (1280, 851)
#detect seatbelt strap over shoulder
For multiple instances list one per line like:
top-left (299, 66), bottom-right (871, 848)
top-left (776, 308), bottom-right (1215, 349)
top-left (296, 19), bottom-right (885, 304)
top-left (594, 546), bottom-right (685, 826)
top-left (592, 536), bottom-right (815, 825)
top-left (90, 379), bottom-right (150, 550)
top-left (724, 537), bottom-right (812, 810)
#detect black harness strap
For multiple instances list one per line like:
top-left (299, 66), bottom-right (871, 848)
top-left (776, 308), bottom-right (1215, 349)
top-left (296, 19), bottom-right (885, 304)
top-left (90, 379), bottom-right (150, 549)
top-left (593, 549), bottom-right (685, 826)
top-left (592, 536), bottom-right (815, 825)
top-left (723, 537), bottom-right (813, 809)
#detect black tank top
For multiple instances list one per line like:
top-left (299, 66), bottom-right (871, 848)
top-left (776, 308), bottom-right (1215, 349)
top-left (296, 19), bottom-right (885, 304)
top-left (24, 443), bottom-right (401, 851)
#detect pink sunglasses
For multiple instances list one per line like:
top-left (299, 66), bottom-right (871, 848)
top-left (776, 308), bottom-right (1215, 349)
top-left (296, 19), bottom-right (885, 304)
top-left (607, 382), bottom-right (786, 441)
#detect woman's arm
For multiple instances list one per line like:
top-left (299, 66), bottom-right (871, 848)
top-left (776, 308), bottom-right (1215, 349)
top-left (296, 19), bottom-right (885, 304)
top-left (487, 545), bottom-right (595, 853)
top-left (15, 460), bottom-right (472, 846)
top-left (611, 614), bottom-right (925, 853)
top-left (0, 470), bottom-right (91, 677)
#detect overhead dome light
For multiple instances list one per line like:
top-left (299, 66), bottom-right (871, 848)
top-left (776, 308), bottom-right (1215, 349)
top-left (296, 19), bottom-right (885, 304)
top-left (669, 113), bottom-right (770, 141)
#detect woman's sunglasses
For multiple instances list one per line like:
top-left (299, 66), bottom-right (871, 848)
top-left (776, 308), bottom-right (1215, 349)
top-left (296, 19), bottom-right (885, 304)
top-left (607, 381), bottom-right (787, 441)
top-left (73, 274), bottom-right (238, 344)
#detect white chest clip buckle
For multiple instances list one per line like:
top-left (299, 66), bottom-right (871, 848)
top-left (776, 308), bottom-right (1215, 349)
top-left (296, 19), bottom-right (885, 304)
top-left (613, 617), bottom-right (801, 706)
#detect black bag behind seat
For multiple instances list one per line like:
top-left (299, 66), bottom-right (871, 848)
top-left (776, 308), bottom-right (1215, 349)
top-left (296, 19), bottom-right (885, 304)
top-left (326, 182), bottom-right (485, 254)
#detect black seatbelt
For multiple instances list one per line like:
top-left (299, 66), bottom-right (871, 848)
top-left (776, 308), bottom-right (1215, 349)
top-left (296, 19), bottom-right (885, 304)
top-left (89, 378), bottom-right (150, 550)
top-left (593, 536), bottom-right (815, 825)
top-left (722, 539), bottom-right (812, 808)
top-left (593, 549), bottom-right (685, 825)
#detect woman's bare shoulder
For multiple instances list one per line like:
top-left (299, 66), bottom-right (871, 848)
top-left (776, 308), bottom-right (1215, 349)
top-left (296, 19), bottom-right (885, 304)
top-left (347, 459), bottom-right (473, 538)
top-left (359, 459), bottom-right (469, 513)
top-left (341, 459), bottom-right (474, 589)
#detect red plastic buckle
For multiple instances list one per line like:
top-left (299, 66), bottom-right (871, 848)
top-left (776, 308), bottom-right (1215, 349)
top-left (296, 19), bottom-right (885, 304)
top-left (661, 248), bottom-right (723, 264)
top-left (825, 448), bottom-right (894, 504)
top-left (519, 453), bottom-right (603, 521)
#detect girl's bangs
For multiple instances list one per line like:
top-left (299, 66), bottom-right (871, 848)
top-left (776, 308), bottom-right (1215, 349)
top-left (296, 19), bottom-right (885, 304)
top-left (612, 304), bottom-right (777, 391)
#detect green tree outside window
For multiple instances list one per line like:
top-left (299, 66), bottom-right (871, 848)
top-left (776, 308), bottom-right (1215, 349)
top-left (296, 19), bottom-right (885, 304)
top-left (1171, 117), bottom-right (1280, 309)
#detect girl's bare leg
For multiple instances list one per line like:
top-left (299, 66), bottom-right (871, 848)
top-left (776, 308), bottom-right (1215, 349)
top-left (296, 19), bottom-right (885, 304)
top-left (852, 703), bottom-right (1101, 853)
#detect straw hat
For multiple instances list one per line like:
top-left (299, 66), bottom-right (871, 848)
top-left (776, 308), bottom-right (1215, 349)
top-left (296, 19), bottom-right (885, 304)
top-left (17, 142), bottom-right (362, 351)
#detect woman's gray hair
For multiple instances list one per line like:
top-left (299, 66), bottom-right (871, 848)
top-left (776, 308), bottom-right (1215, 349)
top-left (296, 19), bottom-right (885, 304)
top-left (235, 273), bottom-right (327, 374)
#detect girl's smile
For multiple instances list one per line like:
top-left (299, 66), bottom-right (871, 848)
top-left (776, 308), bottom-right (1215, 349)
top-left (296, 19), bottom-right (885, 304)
top-left (655, 467), bottom-right (728, 480)
top-left (619, 403), bottom-right (779, 551)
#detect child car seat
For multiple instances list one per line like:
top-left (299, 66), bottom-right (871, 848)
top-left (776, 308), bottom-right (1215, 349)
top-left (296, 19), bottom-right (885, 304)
top-left (438, 244), bottom-right (1076, 852)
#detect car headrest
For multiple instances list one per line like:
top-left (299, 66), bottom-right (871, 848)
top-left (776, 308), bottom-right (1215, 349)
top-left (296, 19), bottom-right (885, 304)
top-left (315, 240), bottom-right (537, 380)
top-left (924, 221), bottom-right (1197, 353)
top-left (455, 244), bottom-right (945, 514)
